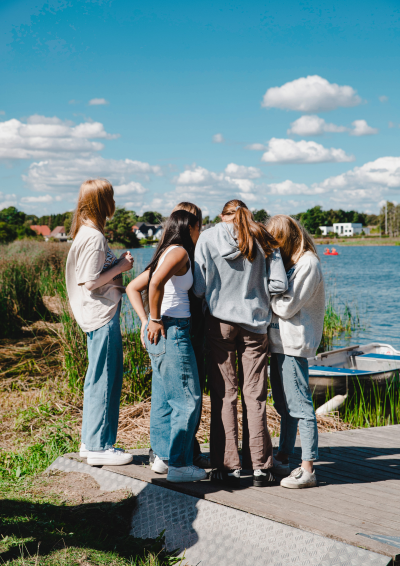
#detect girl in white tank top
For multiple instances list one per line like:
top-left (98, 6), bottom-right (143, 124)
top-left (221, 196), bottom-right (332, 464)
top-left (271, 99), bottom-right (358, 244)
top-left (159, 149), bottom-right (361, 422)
top-left (126, 209), bottom-right (206, 483)
top-left (155, 245), bottom-right (193, 318)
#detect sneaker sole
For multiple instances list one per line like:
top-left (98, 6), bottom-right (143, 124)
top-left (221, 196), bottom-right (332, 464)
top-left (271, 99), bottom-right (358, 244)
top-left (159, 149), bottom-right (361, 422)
top-left (280, 481), bottom-right (317, 489)
top-left (87, 456), bottom-right (133, 466)
top-left (151, 463), bottom-right (168, 474)
top-left (253, 478), bottom-right (278, 487)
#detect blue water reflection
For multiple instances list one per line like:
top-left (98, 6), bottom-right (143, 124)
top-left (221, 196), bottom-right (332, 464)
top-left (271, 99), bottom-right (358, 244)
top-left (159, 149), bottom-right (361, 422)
top-left (118, 245), bottom-right (400, 350)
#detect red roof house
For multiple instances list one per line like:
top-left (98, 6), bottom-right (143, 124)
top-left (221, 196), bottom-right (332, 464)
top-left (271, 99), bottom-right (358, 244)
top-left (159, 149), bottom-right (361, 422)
top-left (30, 225), bottom-right (51, 237)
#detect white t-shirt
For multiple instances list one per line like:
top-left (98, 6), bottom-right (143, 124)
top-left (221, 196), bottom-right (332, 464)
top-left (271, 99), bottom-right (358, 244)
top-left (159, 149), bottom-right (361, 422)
top-left (66, 225), bottom-right (125, 332)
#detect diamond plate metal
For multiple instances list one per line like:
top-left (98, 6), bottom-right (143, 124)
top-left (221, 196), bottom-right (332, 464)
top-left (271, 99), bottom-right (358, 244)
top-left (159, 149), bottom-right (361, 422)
top-left (49, 456), bottom-right (390, 566)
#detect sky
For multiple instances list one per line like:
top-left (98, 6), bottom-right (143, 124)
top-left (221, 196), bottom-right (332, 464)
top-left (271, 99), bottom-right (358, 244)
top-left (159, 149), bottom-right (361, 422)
top-left (1, 0), bottom-right (400, 218)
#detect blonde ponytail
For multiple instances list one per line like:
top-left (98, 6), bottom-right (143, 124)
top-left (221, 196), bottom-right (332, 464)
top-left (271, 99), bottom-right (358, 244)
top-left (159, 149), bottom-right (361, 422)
top-left (221, 199), bottom-right (278, 261)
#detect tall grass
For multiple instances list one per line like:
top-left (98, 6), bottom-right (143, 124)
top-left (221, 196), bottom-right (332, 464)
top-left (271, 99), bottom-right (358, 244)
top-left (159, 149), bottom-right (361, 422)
top-left (319, 294), bottom-right (364, 352)
top-left (0, 240), bottom-right (67, 338)
top-left (339, 376), bottom-right (400, 428)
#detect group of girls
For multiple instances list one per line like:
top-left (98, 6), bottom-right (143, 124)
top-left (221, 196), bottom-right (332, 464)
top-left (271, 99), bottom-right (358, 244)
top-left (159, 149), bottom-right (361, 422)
top-left (66, 179), bottom-right (325, 489)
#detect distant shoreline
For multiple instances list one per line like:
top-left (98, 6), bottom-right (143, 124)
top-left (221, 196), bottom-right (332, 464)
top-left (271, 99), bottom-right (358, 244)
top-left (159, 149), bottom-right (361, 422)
top-left (315, 238), bottom-right (400, 247)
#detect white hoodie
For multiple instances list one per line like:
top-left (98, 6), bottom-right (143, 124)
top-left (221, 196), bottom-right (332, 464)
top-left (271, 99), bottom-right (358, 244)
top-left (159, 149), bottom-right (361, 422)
top-left (268, 251), bottom-right (325, 358)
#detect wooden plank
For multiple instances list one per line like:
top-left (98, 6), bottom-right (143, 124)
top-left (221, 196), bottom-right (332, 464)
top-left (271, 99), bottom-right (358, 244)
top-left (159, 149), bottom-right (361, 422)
top-left (250, 483), bottom-right (400, 529)
top-left (316, 448), bottom-right (400, 479)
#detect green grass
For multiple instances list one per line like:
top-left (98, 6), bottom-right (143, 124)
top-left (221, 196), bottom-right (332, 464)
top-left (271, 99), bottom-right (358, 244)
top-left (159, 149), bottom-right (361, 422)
top-left (318, 295), bottom-right (364, 353)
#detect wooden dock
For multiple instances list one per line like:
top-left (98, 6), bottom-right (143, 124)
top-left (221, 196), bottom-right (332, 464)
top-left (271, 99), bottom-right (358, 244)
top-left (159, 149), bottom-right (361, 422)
top-left (68, 425), bottom-right (400, 564)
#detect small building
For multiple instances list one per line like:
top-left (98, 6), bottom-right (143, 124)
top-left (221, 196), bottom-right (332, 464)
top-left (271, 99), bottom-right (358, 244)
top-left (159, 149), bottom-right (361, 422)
top-left (30, 225), bottom-right (51, 238)
top-left (333, 223), bottom-right (370, 236)
top-left (319, 226), bottom-right (334, 236)
top-left (49, 226), bottom-right (68, 241)
top-left (133, 222), bottom-right (163, 241)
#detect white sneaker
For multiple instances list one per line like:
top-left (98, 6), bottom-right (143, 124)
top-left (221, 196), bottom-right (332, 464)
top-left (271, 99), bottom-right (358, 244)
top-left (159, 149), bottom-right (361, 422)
top-left (167, 465), bottom-right (208, 483)
top-left (271, 456), bottom-right (291, 477)
top-left (280, 467), bottom-right (317, 489)
top-left (79, 443), bottom-right (125, 458)
top-left (151, 455), bottom-right (169, 474)
top-left (86, 447), bottom-right (133, 466)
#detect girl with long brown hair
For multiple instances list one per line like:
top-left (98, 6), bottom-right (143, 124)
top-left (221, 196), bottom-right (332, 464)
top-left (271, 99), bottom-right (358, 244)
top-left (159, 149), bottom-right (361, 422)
top-left (193, 199), bottom-right (287, 487)
top-left (266, 215), bottom-right (325, 489)
top-left (66, 179), bottom-right (134, 466)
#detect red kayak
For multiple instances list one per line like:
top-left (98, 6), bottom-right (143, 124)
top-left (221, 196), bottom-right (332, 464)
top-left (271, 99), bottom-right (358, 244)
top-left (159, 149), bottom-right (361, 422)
top-left (324, 247), bottom-right (339, 256)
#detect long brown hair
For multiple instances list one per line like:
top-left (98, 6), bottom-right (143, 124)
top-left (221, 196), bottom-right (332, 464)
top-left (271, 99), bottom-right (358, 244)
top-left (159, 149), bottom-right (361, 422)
top-left (221, 199), bottom-right (278, 261)
top-left (266, 214), bottom-right (318, 270)
top-left (172, 202), bottom-right (202, 227)
top-left (70, 179), bottom-right (115, 238)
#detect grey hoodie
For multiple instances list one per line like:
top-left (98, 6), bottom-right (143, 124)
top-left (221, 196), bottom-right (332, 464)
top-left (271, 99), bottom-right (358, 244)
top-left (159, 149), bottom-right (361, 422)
top-left (193, 222), bottom-right (287, 334)
top-left (268, 251), bottom-right (325, 358)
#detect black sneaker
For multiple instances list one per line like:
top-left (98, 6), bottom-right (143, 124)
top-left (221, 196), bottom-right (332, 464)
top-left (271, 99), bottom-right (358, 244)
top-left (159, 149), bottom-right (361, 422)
top-left (210, 469), bottom-right (241, 487)
top-left (194, 453), bottom-right (212, 469)
top-left (149, 447), bottom-right (155, 465)
top-left (253, 469), bottom-right (277, 487)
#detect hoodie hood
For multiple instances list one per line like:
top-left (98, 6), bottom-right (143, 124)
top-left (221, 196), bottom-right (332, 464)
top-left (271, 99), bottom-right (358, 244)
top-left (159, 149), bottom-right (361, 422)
top-left (216, 222), bottom-right (241, 260)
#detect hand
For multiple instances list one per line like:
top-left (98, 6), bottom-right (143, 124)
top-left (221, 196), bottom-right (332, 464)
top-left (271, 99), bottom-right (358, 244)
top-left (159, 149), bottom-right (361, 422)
top-left (140, 319), bottom-right (147, 349)
top-left (147, 319), bottom-right (165, 345)
top-left (118, 251), bottom-right (134, 273)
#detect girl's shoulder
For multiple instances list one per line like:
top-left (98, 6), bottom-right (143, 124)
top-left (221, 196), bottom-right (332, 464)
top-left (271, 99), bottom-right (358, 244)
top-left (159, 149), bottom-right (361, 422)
top-left (74, 225), bottom-right (107, 251)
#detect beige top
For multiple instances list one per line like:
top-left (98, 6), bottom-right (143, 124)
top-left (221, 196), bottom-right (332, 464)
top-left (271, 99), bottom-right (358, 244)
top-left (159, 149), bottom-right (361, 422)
top-left (65, 225), bottom-right (125, 332)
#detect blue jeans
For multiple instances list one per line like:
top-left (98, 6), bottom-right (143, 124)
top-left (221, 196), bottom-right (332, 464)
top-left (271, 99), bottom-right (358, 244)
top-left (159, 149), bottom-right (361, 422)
top-left (270, 353), bottom-right (318, 461)
top-left (81, 303), bottom-right (123, 451)
top-left (146, 316), bottom-right (201, 468)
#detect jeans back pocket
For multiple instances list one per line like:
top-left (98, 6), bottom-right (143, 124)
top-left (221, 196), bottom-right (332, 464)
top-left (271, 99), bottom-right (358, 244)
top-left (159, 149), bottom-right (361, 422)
top-left (146, 334), bottom-right (166, 357)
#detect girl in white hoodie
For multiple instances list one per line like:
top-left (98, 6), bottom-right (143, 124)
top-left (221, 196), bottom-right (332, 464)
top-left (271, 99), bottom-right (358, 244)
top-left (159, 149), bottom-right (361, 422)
top-left (267, 215), bottom-right (325, 489)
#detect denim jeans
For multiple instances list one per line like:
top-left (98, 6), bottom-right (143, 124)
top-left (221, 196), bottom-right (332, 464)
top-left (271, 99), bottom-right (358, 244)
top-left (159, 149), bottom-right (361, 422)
top-left (270, 353), bottom-right (318, 461)
top-left (81, 303), bottom-right (123, 451)
top-left (146, 316), bottom-right (201, 468)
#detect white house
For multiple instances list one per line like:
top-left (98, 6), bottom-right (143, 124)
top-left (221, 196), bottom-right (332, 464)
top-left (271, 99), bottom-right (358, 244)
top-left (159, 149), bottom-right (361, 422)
top-left (333, 223), bottom-right (370, 236)
top-left (48, 226), bottom-right (68, 241)
top-left (319, 226), bottom-right (334, 235)
top-left (133, 222), bottom-right (163, 241)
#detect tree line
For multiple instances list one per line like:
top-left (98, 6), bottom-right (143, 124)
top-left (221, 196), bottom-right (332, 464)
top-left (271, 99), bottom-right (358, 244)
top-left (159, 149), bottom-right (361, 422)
top-left (292, 206), bottom-right (379, 235)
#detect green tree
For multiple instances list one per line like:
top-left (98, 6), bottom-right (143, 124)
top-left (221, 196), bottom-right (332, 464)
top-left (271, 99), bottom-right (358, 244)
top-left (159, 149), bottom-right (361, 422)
top-left (64, 212), bottom-right (73, 236)
top-left (253, 209), bottom-right (269, 223)
top-left (202, 215), bottom-right (210, 225)
top-left (0, 207), bottom-right (26, 226)
top-left (105, 207), bottom-right (140, 248)
top-left (213, 215), bottom-right (221, 224)
top-left (139, 211), bottom-right (162, 224)
top-left (16, 225), bottom-right (41, 240)
top-left (0, 222), bottom-right (17, 243)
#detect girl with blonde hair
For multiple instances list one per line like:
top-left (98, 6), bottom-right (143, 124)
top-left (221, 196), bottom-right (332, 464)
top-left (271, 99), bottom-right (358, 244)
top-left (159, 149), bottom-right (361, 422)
top-left (194, 199), bottom-right (287, 487)
top-left (66, 179), bottom-right (134, 466)
top-left (266, 215), bottom-right (325, 489)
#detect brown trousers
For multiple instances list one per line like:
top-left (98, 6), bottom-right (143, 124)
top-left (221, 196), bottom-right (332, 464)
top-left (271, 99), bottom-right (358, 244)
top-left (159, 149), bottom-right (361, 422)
top-left (206, 315), bottom-right (273, 470)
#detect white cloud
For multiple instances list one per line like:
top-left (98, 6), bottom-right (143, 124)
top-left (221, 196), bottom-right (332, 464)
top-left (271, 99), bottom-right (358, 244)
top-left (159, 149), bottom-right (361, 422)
top-left (0, 115), bottom-right (119, 160)
top-left (89, 98), bottom-right (109, 105)
top-left (262, 75), bottom-right (362, 112)
top-left (388, 122), bottom-right (396, 128)
top-left (173, 163), bottom-right (265, 209)
top-left (246, 143), bottom-right (268, 151)
top-left (0, 111), bottom-right (5, 116)
top-left (212, 133), bottom-right (224, 143)
top-left (68, 100), bottom-right (80, 105)
top-left (350, 120), bottom-right (378, 136)
top-left (113, 181), bottom-right (148, 196)
top-left (224, 163), bottom-right (261, 179)
top-left (287, 115), bottom-right (347, 136)
top-left (24, 156), bottom-right (162, 192)
top-left (20, 194), bottom-right (54, 203)
top-left (268, 180), bottom-right (325, 195)
top-left (0, 192), bottom-right (18, 210)
top-left (379, 95), bottom-right (388, 103)
top-left (313, 156), bottom-right (400, 195)
top-left (260, 138), bottom-right (354, 164)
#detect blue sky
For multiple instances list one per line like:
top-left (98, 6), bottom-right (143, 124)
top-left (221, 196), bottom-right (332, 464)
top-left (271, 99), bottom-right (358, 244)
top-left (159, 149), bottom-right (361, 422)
top-left (1, 0), bottom-right (399, 217)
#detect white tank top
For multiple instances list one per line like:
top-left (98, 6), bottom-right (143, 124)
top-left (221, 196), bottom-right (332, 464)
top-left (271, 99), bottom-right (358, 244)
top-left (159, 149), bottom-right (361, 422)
top-left (154, 245), bottom-right (193, 318)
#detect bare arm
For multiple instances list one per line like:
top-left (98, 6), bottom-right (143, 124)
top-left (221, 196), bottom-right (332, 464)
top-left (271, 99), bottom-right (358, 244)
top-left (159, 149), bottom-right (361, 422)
top-left (84, 252), bottom-right (133, 291)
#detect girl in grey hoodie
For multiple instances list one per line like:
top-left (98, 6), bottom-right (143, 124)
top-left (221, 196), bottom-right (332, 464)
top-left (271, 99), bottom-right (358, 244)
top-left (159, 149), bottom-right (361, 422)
top-left (194, 199), bottom-right (287, 488)
top-left (267, 215), bottom-right (325, 490)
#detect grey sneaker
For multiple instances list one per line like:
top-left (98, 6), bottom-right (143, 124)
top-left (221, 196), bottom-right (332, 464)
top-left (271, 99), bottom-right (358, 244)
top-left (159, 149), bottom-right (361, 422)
top-left (167, 465), bottom-right (207, 483)
top-left (271, 456), bottom-right (290, 477)
top-left (280, 467), bottom-right (317, 489)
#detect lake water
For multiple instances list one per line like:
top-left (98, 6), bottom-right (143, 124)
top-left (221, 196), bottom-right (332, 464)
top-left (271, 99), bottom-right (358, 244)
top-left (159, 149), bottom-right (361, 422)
top-left (120, 244), bottom-right (400, 350)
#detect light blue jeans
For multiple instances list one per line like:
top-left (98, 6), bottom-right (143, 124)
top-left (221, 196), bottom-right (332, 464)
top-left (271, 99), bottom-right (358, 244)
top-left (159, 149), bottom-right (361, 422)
top-left (270, 353), bottom-right (318, 461)
top-left (81, 303), bottom-right (123, 451)
top-left (146, 316), bottom-right (201, 468)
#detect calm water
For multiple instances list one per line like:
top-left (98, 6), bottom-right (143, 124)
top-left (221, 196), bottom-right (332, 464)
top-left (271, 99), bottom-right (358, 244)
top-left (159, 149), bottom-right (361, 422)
top-left (120, 245), bottom-right (400, 350)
